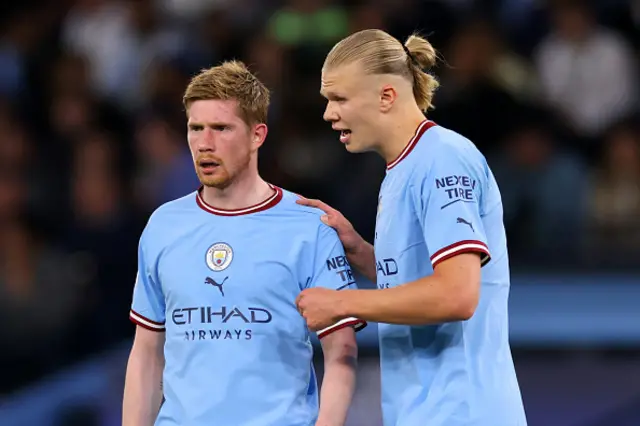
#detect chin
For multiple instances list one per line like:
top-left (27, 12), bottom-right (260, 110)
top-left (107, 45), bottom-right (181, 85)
top-left (197, 174), bottom-right (232, 189)
top-left (344, 140), bottom-right (372, 154)
top-left (203, 181), bottom-right (231, 189)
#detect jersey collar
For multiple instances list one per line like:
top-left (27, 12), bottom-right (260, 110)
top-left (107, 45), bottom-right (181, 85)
top-left (386, 119), bottom-right (436, 170)
top-left (196, 184), bottom-right (283, 216)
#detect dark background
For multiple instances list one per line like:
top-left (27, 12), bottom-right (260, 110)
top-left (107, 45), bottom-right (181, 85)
top-left (0, 0), bottom-right (638, 425)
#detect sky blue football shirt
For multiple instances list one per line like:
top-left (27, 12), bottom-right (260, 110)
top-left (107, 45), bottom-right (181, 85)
top-left (375, 120), bottom-right (527, 426)
top-left (130, 186), bottom-right (366, 426)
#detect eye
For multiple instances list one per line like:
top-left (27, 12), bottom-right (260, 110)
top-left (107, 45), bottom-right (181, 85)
top-left (189, 124), bottom-right (203, 132)
top-left (213, 125), bottom-right (229, 131)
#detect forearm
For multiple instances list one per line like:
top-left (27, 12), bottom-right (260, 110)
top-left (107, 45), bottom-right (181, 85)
top-left (317, 353), bottom-right (357, 426)
top-left (341, 275), bottom-right (474, 325)
top-left (347, 241), bottom-right (377, 283)
top-left (123, 347), bottom-right (164, 426)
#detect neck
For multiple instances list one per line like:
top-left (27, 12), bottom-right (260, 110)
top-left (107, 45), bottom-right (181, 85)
top-left (201, 164), bottom-right (272, 210)
top-left (377, 105), bottom-right (427, 164)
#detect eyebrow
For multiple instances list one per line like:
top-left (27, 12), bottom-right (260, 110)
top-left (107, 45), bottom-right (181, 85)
top-left (320, 89), bottom-right (344, 100)
top-left (188, 121), bottom-right (234, 128)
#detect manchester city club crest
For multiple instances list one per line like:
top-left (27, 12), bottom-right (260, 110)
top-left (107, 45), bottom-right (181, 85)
top-left (206, 242), bottom-right (234, 271)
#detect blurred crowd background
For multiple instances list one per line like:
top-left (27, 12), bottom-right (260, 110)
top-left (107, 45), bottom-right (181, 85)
top-left (0, 0), bottom-right (638, 425)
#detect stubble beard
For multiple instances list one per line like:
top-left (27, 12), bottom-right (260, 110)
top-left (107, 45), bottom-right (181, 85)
top-left (196, 152), bottom-right (252, 190)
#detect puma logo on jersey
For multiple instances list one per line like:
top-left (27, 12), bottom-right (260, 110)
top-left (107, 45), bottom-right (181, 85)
top-left (456, 217), bottom-right (474, 232)
top-left (205, 276), bottom-right (228, 296)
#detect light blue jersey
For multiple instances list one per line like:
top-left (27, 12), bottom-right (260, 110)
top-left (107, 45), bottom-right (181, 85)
top-left (130, 186), bottom-right (366, 426)
top-left (375, 120), bottom-right (527, 426)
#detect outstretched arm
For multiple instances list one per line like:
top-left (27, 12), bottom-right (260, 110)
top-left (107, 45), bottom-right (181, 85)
top-left (338, 253), bottom-right (481, 325)
top-left (297, 253), bottom-right (482, 330)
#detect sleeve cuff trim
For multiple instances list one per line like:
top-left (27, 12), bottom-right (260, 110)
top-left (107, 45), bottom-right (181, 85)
top-left (430, 240), bottom-right (491, 268)
top-left (317, 317), bottom-right (367, 339)
top-left (130, 310), bottom-right (165, 331)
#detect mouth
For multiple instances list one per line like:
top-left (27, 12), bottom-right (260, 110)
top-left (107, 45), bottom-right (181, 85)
top-left (198, 159), bottom-right (221, 174)
top-left (337, 129), bottom-right (352, 144)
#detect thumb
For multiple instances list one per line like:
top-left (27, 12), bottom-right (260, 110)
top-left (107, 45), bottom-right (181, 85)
top-left (320, 215), bottom-right (330, 226)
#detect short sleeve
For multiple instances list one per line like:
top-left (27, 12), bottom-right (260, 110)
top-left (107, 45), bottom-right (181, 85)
top-left (307, 224), bottom-right (367, 339)
top-left (129, 233), bottom-right (166, 332)
top-left (415, 145), bottom-right (491, 269)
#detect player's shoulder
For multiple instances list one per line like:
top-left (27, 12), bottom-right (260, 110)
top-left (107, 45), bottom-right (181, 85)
top-left (275, 189), bottom-right (340, 236)
top-left (277, 189), bottom-right (324, 218)
top-left (410, 123), bottom-right (489, 178)
top-left (421, 124), bottom-right (486, 164)
top-left (142, 191), bottom-right (199, 237)
top-left (148, 191), bottom-right (198, 221)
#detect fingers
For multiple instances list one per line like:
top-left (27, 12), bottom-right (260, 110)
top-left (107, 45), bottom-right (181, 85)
top-left (296, 196), bottom-right (335, 214)
top-left (295, 197), bottom-right (350, 233)
top-left (296, 197), bottom-right (341, 229)
top-left (295, 290), bottom-right (309, 311)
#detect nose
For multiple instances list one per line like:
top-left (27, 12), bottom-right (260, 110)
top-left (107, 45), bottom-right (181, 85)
top-left (197, 128), bottom-right (216, 152)
top-left (323, 102), bottom-right (338, 123)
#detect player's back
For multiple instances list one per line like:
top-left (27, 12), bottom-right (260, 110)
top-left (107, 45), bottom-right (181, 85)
top-left (130, 187), bottom-right (363, 426)
top-left (375, 121), bottom-right (526, 426)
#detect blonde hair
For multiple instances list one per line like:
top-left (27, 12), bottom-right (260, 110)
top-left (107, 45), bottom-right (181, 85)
top-left (324, 30), bottom-right (440, 111)
top-left (183, 60), bottom-right (270, 125)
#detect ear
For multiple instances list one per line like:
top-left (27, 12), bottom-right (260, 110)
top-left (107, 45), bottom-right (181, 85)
top-left (380, 84), bottom-right (397, 113)
top-left (252, 123), bottom-right (268, 151)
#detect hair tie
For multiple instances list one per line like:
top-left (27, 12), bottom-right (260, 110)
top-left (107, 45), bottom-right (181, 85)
top-left (402, 44), bottom-right (420, 68)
